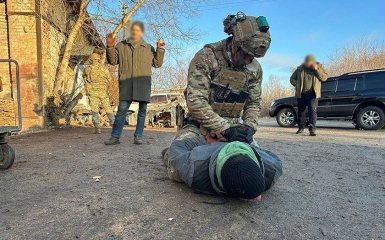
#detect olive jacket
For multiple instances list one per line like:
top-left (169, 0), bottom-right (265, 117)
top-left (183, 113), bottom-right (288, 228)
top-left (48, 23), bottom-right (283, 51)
top-left (106, 39), bottom-right (165, 102)
top-left (290, 63), bottom-right (328, 99)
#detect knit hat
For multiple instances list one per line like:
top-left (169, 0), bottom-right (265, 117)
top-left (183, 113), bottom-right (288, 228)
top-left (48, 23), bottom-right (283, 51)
top-left (216, 141), bottom-right (265, 199)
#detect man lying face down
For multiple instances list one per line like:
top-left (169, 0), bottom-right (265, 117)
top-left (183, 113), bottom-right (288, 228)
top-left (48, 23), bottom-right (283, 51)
top-left (162, 126), bottom-right (282, 200)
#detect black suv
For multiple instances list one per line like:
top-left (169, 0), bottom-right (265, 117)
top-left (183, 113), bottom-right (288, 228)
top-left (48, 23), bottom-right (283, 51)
top-left (269, 69), bottom-right (385, 130)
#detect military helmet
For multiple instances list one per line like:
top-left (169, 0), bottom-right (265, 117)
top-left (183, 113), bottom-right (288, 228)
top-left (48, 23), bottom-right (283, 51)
top-left (90, 53), bottom-right (101, 63)
top-left (223, 12), bottom-right (271, 58)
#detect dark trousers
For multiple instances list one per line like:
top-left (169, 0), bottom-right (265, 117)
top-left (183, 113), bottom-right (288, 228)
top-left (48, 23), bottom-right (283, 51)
top-left (111, 101), bottom-right (148, 138)
top-left (297, 92), bottom-right (318, 130)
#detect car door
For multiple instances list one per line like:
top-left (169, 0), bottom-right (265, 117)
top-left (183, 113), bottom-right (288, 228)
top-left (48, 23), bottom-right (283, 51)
top-left (330, 77), bottom-right (360, 117)
top-left (318, 80), bottom-right (337, 117)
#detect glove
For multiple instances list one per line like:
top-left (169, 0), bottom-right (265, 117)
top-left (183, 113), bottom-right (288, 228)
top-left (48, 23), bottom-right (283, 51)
top-left (241, 124), bottom-right (255, 144)
top-left (106, 33), bottom-right (116, 48)
top-left (223, 125), bottom-right (254, 143)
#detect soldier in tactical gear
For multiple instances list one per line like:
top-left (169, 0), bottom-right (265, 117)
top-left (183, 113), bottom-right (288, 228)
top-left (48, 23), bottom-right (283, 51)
top-left (83, 52), bottom-right (115, 134)
top-left (162, 13), bottom-right (272, 189)
top-left (184, 12), bottom-right (271, 144)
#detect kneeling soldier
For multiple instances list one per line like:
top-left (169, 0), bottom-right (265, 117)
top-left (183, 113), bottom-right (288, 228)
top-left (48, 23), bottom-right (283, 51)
top-left (183, 12), bottom-right (271, 144)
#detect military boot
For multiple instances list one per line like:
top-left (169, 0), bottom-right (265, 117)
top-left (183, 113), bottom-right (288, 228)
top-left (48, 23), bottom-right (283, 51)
top-left (104, 137), bottom-right (120, 145)
top-left (309, 129), bottom-right (317, 136)
top-left (92, 111), bottom-right (101, 134)
top-left (107, 112), bottom-right (115, 126)
top-left (296, 128), bottom-right (304, 134)
top-left (94, 127), bottom-right (102, 134)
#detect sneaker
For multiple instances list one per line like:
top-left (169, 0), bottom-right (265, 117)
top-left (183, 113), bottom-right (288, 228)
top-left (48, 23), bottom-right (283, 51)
top-left (296, 128), bottom-right (304, 134)
top-left (309, 129), bottom-right (317, 136)
top-left (104, 137), bottom-right (120, 145)
top-left (94, 128), bottom-right (102, 134)
top-left (134, 137), bottom-right (144, 145)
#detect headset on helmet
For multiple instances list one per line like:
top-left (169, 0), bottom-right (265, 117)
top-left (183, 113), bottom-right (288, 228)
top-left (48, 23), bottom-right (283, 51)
top-left (223, 12), bottom-right (271, 58)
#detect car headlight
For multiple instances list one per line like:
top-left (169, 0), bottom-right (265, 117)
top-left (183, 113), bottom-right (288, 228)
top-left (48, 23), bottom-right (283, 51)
top-left (270, 101), bottom-right (275, 107)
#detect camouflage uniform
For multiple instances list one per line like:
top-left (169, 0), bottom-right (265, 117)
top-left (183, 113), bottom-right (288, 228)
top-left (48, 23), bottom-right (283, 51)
top-left (164, 13), bottom-right (271, 174)
top-left (83, 53), bottom-right (115, 132)
top-left (186, 39), bottom-right (263, 137)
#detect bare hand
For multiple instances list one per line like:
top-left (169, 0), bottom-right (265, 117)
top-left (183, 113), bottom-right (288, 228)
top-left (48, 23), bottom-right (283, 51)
top-left (312, 63), bottom-right (318, 70)
top-left (106, 33), bottom-right (116, 48)
top-left (157, 39), bottom-right (165, 49)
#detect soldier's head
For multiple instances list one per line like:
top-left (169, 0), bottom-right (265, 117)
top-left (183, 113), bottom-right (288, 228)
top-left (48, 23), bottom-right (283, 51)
top-left (304, 54), bottom-right (316, 68)
top-left (216, 141), bottom-right (265, 199)
top-left (224, 12), bottom-right (271, 65)
top-left (130, 21), bottom-right (145, 43)
top-left (90, 53), bottom-right (101, 64)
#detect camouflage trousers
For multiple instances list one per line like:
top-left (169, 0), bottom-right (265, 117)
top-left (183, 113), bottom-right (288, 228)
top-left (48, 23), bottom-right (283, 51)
top-left (89, 93), bottom-right (113, 113)
top-left (89, 93), bottom-right (114, 127)
top-left (162, 124), bottom-right (204, 182)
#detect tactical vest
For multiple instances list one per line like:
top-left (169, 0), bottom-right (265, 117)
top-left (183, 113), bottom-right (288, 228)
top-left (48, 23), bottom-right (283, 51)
top-left (204, 41), bottom-right (255, 122)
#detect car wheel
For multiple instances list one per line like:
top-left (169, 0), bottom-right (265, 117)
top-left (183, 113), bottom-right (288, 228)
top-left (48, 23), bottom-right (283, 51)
top-left (0, 144), bottom-right (15, 170)
top-left (276, 108), bottom-right (297, 127)
top-left (356, 106), bottom-right (385, 130)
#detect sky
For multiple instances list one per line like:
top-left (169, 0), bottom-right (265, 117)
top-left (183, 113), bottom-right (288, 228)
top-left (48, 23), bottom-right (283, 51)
top-left (187, 0), bottom-right (385, 83)
top-left (91, 0), bottom-right (385, 85)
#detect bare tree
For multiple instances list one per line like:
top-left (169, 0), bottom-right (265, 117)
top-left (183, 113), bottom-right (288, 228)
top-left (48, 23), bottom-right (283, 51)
top-left (327, 38), bottom-right (385, 76)
top-left (53, 0), bottom-right (91, 105)
top-left (261, 75), bottom-right (293, 117)
top-left (53, 0), bottom-right (202, 105)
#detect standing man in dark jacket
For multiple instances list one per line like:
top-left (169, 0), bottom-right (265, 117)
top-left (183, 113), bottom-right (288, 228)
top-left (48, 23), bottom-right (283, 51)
top-left (290, 54), bottom-right (328, 136)
top-left (104, 21), bottom-right (165, 145)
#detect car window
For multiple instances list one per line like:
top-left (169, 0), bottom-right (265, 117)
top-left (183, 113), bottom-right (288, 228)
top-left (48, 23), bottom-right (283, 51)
top-left (337, 78), bottom-right (356, 92)
top-left (321, 80), bottom-right (337, 93)
top-left (355, 77), bottom-right (364, 91)
top-left (364, 72), bottom-right (385, 90)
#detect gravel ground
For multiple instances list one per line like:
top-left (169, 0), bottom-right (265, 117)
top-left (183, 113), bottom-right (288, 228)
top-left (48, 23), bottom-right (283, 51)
top-left (1, 119), bottom-right (384, 240)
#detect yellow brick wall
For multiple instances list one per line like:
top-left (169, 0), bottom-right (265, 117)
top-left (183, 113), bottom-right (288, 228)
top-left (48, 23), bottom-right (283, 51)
top-left (1, 0), bottom-right (98, 131)
top-left (0, 2), bottom-right (11, 98)
top-left (6, 0), bottom-right (41, 130)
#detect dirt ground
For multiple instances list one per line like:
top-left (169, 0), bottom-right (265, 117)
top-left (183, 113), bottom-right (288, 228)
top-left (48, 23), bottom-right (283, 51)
top-left (1, 119), bottom-right (385, 240)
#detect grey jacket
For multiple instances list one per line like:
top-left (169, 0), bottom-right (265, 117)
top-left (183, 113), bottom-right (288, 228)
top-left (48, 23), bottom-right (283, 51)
top-left (169, 136), bottom-right (283, 195)
top-left (106, 39), bottom-right (165, 102)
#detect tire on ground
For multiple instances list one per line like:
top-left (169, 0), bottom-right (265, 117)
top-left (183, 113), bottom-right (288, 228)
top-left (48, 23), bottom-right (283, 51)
top-left (276, 107), bottom-right (297, 128)
top-left (0, 144), bottom-right (15, 170)
top-left (356, 106), bottom-right (385, 130)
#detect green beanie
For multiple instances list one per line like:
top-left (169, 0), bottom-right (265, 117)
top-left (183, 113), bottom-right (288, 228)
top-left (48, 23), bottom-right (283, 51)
top-left (216, 141), bottom-right (260, 189)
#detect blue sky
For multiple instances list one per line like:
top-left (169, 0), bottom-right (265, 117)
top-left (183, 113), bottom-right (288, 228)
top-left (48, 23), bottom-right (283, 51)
top-left (91, 0), bottom-right (385, 85)
top-left (188, 0), bottom-right (385, 83)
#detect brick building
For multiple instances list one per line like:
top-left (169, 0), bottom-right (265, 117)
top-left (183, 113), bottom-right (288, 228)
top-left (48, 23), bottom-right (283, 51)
top-left (0, 0), bottom-right (103, 130)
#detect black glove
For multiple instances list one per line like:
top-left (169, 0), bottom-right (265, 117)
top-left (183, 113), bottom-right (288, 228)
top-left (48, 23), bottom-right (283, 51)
top-left (223, 125), bottom-right (255, 143)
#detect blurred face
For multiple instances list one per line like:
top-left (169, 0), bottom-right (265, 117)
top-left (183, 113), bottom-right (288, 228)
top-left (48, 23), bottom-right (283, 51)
top-left (130, 25), bottom-right (144, 43)
top-left (304, 60), bottom-right (315, 68)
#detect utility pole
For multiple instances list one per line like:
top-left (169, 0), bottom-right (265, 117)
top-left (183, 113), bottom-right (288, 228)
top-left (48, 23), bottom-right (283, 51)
top-left (121, 1), bottom-right (129, 39)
